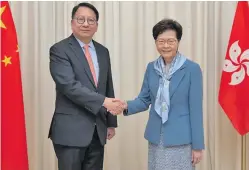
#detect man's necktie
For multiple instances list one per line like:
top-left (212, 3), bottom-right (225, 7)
top-left (83, 45), bottom-right (97, 86)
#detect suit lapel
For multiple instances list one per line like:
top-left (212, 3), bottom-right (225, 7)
top-left (152, 71), bottom-right (160, 98)
top-left (93, 41), bottom-right (105, 89)
top-left (68, 35), bottom-right (96, 88)
top-left (169, 63), bottom-right (187, 98)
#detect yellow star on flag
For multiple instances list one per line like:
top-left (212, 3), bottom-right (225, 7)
top-left (16, 45), bottom-right (19, 52)
top-left (0, 6), bottom-right (6, 29)
top-left (2, 56), bottom-right (12, 67)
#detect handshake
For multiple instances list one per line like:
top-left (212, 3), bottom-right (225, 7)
top-left (103, 97), bottom-right (127, 115)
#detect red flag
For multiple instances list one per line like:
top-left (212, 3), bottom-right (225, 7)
top-left (1, 1), bottom-right (29, 169)
top-left (218, 1), bottom-right (249, 135)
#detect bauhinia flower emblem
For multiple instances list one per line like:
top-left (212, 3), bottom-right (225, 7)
top-left (223, 40), bottom-right (249, 85)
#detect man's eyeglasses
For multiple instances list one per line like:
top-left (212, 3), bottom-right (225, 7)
top-left (73, 16), bottom-right (97, 25)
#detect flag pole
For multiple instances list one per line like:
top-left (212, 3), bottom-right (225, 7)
top-left (241, 135), bottom-right (246, 170)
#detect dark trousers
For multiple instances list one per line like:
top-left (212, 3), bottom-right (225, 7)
top-left (53, 128), bottom-right (104, 170)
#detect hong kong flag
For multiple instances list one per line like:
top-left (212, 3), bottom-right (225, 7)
top-left (218, 1), bottom-right (249, 135)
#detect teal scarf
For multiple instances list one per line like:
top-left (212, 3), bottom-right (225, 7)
top-left (154, 52), bottom-right (186, 123)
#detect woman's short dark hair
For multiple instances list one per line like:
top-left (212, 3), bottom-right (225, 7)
top-left (152, 18), bottom-right (182, 41)
top-left (72, 2), bottom-right (99, 21)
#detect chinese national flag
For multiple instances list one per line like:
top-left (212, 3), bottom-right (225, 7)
top-left (218, 1), bottom-right (249, 135)
top-left (1, 1), bottom-right (29, 169)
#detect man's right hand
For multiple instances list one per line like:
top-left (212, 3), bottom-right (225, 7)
top-left (103, 98), bottom-right (124, 115)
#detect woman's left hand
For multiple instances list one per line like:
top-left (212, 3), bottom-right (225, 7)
top-left (192, 150), bottom-right (203, 166)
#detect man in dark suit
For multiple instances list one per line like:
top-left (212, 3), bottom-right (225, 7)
top-left (48, 2), bottom-right (122, 170)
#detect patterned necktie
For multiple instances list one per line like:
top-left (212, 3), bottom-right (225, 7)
top-left (83, 45), bottom-right (97, 86)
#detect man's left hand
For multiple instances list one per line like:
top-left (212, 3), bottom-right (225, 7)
top-left (107, 128), bottom-right (115, 140)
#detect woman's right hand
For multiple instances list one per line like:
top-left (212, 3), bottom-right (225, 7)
top-left (110, 98), bottom-right (127, 115)
top-left (122, 100), bottom-right (128, 110)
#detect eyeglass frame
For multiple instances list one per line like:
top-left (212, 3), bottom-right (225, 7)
top-left (156, 38), bottom-right (178, 46)
top-left (73, 16), bottom-right (97, 25)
